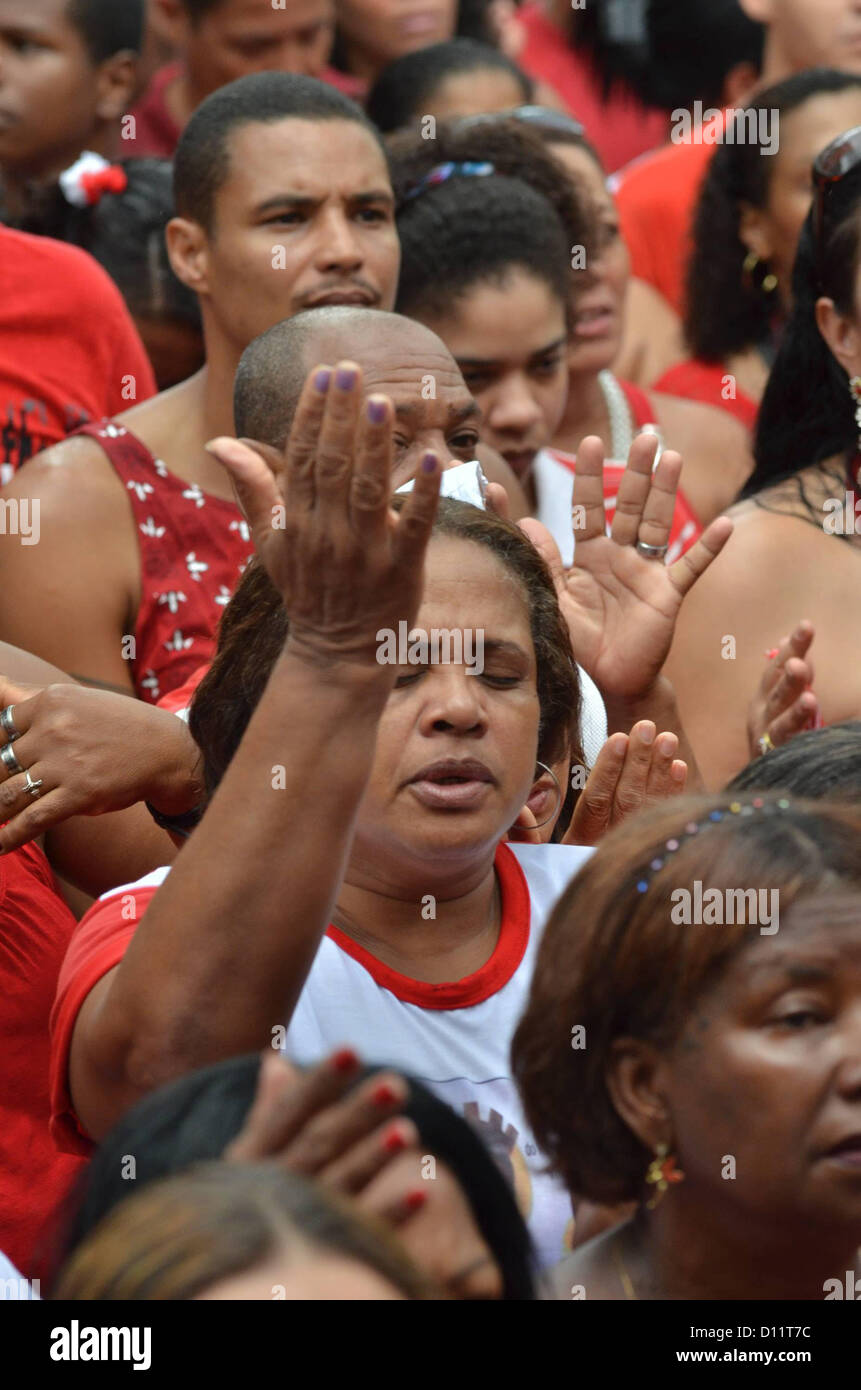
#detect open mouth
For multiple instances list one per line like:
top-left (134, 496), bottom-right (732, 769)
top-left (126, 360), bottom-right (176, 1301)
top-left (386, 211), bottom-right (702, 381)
top-left (304, 289), bottom-right (376, 308)
top-left (572, 304), bottom-right (615, 339)
top-left (407, 759), bottom-right (495, 810)
top-left (823, 1134), bottom-right (861, 1166)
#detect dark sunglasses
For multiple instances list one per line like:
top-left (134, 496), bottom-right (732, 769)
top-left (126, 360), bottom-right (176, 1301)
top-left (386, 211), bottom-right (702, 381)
top-left (812, 124), bottom-right (861, 282)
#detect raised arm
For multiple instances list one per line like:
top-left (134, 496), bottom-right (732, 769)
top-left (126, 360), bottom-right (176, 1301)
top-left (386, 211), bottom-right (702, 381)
top-left (66, 362), bottom-right (440, 1141)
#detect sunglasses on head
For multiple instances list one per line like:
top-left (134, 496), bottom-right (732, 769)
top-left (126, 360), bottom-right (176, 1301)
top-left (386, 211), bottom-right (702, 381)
top-left (812, 124), bottom-right (861, 283)
top-left (452, 106), bottom-right (586, 139)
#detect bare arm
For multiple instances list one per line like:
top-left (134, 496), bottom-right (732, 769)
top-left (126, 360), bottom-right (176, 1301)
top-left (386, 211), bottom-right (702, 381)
top-left (66, 362), bottom-right (441, 1141)
top-left (0, 438), bottom-right (138, 694)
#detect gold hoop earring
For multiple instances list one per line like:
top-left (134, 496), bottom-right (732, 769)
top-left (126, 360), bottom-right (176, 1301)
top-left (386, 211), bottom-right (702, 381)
top-left (742, 249), bottom-right (778, 296)
top-left (529, 761), bottom-right (563, 830)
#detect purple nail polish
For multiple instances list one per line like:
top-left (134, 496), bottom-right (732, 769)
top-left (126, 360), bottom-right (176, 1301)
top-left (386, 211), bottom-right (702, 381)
top-left (422, 452), bottom-right (437, 473)
top-left (335, 366), bottom-right (357, 390)
top-left (314, 368), bottom-right (331, 393)
top-left (367, 398), bottom-right (386, 424)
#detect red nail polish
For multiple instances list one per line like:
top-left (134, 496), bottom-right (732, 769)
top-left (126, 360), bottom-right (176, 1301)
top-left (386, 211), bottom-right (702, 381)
top-left (371, 1082), bottom-right (398, 1108)
top-left (383, 1125), bottom-right (408, 1155)
top-left (405, 1189), bottom-right (427, 1212)
top-left (331, 1048), bottom-right (359, 1074)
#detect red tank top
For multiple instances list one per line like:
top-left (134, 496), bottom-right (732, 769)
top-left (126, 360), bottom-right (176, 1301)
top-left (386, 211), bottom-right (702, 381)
top-left (73, 420), bottom-right (253, 703)
top-left (0, 837), bottom-right (85, 1280)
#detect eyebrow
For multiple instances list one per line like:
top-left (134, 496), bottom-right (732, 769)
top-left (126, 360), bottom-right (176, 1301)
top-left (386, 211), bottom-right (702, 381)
top-left (254, 189), bottom-right (394, 216)
top-left (745, 958), bottom-right (834, 983)
top-left (481, 640), bottom-right (532, 661)
top-left (456, 335), bottom-right (568, 369)
top-left (393, 399), bottom-right (481, 425)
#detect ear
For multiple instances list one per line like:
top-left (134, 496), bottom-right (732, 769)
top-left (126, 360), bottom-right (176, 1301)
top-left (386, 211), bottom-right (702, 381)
top-left (738, 201), bottom-right (775, 264)
top-left (736, 0), bottom-right (774, 22)
top-left (166, 216), bottom-right (211, 297)
top-left (605, 1037), bottom-right (672, 1154)
top-left (94, 52), bottom-right (140, 123)
top-left (815, 296), bottom-right (861, 379)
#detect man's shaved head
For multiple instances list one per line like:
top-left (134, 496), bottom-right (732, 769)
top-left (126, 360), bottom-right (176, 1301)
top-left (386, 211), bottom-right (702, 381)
top-left (234, 306), bottom-right (466, 448)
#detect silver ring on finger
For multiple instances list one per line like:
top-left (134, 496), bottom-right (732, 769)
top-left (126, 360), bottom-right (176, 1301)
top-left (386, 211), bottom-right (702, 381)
top-left (0, 705), bottom-right (19, 742)
top-left (24, 771), bottom-right (43, 799)
top-left (635, 540), bottom-right (669, 562)
top-left (0, 742), bottom-right (24, 776)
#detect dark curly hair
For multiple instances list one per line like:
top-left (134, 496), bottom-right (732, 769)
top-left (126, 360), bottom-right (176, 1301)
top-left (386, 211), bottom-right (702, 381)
top-left (394, 171), bottom-right (571, 325)
top-left (512, 793), bottom-right (861, 1204)
top-left (190, 501), bottom-right (583, 796)
top-left (687, 69), bottom-right (861, 363)
top-left (387, 116), bottom-right (595, 261)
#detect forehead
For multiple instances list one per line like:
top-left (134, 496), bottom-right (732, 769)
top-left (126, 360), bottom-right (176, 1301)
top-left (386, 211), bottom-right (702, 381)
top-left (0, 0), bottom-right (74, 31)
top-left (778, 88), bottom-right (861, 171)
top-left (420, 534), bottom-right (534, 634)
top-left (219, 117), bottom-right (390, 201)
top-left (549, 141), bottom-right (610, 208)
top-left (435, 273), bottom-right (567, 348)
top-left (207, 0), bottom-right (334, 30)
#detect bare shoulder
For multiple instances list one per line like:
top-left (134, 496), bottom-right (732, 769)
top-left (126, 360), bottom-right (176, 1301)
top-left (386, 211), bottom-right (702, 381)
top-left (5, 434), bottom-right (125, 522)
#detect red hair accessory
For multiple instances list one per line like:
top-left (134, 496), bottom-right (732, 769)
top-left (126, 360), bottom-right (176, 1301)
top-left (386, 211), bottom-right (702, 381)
top-left (59, 152), bottom-right (128, 208)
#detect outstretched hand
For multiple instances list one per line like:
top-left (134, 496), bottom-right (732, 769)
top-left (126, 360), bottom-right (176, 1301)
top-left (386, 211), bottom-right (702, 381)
top-left (747, 622), bottom-right (819, 757)
top-left (519, 434), bottom-right (733, 702)
top-left (206, 361), bottom-right (441, 670)
top-left (508, 720), bottom-right (687, 846)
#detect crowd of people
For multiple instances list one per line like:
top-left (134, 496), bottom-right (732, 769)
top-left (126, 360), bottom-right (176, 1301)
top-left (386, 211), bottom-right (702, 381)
top-left (1, 0), bottom-right (860, 1308)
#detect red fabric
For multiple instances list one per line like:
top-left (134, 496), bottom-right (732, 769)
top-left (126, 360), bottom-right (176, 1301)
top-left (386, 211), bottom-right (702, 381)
top-left (125, 62), bottom-right (182, 159)
top-left (614, 134), bottom-right (717, 314)
top-left (0, 839), bottom-right (86, 1276)
top-left (328, 844), bottom-right (530, 1010)
top-left (514, 3), bottom-right (668, 173)
top-left (0, 228), bottom-right (156, 479)
top-left (156, 661), bottom-right (209, 716)
top-left (127, 63), bottom-right (368, 159)
top-left (71, 421), bottom-right (252, 704)
top-left (654, 359), bottom-right (759, 431)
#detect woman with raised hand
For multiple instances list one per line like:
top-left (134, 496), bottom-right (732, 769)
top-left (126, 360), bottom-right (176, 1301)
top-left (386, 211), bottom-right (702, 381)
top-left (667, 124), bottom-right (861, 788)
top-left (513, 793), bottom-right (861, 1301)
top-left (50, 355), bottom-right (728, 1268)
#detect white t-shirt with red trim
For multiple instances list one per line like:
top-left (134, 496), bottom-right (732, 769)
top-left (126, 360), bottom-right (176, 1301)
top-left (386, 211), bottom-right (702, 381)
top-left (50, 841), bottom-right (592, 1269)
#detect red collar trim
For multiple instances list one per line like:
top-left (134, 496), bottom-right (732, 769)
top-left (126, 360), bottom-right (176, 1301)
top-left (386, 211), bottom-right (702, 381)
top-left (325, 843), bottom-right (531, 1010)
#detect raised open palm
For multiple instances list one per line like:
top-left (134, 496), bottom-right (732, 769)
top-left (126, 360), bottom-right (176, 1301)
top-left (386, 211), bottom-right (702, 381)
top-left (520, 434), bottom-right (733, 701)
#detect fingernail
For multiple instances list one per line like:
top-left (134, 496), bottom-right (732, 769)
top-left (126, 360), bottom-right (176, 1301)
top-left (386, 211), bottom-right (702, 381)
top-left (331, 1047), bottom-right (359, 1074)
top-left (421, 451), bottom-right (438, 473)
top-left (335, 365), bottom-right (357, 390)
top-left (371, 1082), bottom-right (399, 1108)
top-left (314, 368), bottom-right (332, 393)
top-left (367, 397), bottom-right (386, 424)
top-left (405, 1189), bottom-right (427, 1212)
top-left (657, 734), bottom-right (676, 755)
top-left (382, 1124), bottom-right (408, 1155)
top-left (638, 722), bottom-right (656, 745)
top-left (764, 647), bottom-right (779, 660)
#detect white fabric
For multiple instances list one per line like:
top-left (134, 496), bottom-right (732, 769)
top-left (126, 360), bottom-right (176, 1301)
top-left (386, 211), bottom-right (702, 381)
top-left (283, 841), bottom-right (593, 1269)
top-left (0, 1250), bottom-right (39, 1299)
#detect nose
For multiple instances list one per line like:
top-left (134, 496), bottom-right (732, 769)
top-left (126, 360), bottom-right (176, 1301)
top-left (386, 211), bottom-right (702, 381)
top-left (313, 208), bottom-right (364, 275)
top-left (420, 666), bottom-right (487, 737)
top-left (486, 375), bottom-right (543, 437)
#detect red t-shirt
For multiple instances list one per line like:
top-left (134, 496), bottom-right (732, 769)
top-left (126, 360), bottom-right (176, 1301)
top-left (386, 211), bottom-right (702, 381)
top-left (126, 63), bottom-right (368, 159)
top-left (654, 359), bottom-right (759, 432)
top-left (0, 839), bottom-right (86, 1277)
top-left (613, 131), bottom-right (718, 315)
top-left (0, 228), bottom-right (156, 480)
top-left (513, 3), bottom-right (668, 174)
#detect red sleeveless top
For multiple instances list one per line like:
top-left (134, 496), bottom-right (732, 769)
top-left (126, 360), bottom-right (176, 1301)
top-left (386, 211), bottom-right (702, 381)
top-left (654, 358), bottom-right (759, 431)
top-left (73, 420), bottom-right (253, 703)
